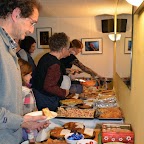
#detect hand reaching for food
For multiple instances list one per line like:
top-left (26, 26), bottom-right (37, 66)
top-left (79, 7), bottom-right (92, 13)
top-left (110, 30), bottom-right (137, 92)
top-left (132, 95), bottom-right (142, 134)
top-left (66, 68), bottom-right (82, 75)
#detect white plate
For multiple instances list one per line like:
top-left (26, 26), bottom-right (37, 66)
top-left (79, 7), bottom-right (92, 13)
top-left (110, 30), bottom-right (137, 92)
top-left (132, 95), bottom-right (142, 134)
top-left (21, 141), bottom-right (29, 144)
top-left (26, 111), bottom-right (57, 122)
top-left (77, 139), bottom-right (97, 144)
top-left (36, 128), bottom-right (50, 142)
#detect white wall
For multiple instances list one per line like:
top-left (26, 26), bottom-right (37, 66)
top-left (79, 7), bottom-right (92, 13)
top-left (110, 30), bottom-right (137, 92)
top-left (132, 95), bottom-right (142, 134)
top-left (116, 14), bottom-right (132, 78)
top-left (30, 17), bottom-right (114, 78)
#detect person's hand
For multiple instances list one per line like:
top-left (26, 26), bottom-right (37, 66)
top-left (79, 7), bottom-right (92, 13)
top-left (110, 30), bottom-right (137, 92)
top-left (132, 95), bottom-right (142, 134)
top-left (70, 69), bottom-right (82, 75)
top-left (21, 115), bottom-right (50, 131)
top-left (65, 89), bottom-right (69, 96)
top-left (66, 68), bottom-right (71, 74)
top-left (94, 74), bottom-right (105, 81)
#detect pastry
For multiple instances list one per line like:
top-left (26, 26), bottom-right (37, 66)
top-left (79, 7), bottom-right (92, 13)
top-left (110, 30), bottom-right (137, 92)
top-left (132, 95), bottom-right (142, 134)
top-left (98, 107), bottom-right (123, 118)
top-left (42, 108), bottom-right (53, 119)
top-left (46, 138), bottom-right (67, 144)
top-left (63, 122), bottom-right (84, 132)
top-left (77, 103), bottom-right (92, 109)
top-left (50, 127), bottom-right (66, 139)
top-left (57, 107), bottom-right (95, 118)
top-left (99, 90), bottom-right (115, 96)
top-left (60, 99), bottom-right (83, 106)
top-left (77, 128), bottom-right (95, 139)
top-left (81, 80), bottom-right (96, 87)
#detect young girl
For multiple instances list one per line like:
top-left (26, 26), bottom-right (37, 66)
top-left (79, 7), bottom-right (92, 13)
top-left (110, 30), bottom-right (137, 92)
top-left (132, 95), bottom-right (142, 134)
top-left (18, 58), bottom-right (37, 143)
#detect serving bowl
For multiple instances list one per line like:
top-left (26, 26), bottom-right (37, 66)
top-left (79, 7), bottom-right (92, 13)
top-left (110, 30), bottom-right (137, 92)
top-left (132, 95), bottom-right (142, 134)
top-left (77, 139), bottom-right (97, 144)
top-left (65, 133), bottom-right (84, 144)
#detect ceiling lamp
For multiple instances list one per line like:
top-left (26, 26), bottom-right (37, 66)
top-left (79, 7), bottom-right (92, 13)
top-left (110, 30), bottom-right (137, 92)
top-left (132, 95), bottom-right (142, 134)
top-left (126, 0), bottom-right (143, 6)
top-left (108, 34), bottom-right (121, 41)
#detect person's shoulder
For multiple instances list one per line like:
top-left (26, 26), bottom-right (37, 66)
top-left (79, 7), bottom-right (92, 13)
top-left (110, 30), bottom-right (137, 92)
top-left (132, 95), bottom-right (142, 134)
top-left (18, 49), bottom-right (26, 54)
top-left (38, 53), bottom-right (59, 65)
top-left (70, 54), bottom-right (77, 60)
top-left (22, 86), bottom-right (32, 96)
top-left (22, 86), bottom-right (31, 91)
top-left (18, 49), bottom-right (28, 61)
top-left (38, 53), bottom-right (49, 61)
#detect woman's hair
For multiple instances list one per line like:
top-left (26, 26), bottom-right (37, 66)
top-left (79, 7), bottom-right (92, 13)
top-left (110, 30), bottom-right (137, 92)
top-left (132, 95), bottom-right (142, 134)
top-left (18, 58), bottom-right (32, 85)
top-left (70, 39), bottom-right (83, 49)
top-left (20, 36), bottom-right (36, 53)
top-left (49, 32), bottom-right (70, 52)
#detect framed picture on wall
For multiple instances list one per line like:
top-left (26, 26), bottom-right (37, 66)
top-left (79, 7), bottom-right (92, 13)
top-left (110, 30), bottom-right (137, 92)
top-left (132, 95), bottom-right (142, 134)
top-left (81, 38), bottom-right (103, 54)
top-left (124, 37), bottom-right (132, 54)
top-left (36, 27), bottom-right (52, 49)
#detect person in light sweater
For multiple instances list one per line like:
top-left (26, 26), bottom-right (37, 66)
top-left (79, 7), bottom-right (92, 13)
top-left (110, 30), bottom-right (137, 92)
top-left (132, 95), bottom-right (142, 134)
top-left (0, 1), bottom-right (49, 143)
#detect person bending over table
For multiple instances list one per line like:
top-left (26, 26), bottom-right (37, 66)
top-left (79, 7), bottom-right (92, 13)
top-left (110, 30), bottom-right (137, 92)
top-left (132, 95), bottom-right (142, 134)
top-left (60, 39), bottom-right (103, 93)
top-left (32, 32), bottom-right (70, 112)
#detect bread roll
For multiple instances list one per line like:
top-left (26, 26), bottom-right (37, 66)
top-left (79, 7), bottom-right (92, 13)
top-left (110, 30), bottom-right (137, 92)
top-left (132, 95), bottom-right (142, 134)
top-left (42, 108), bottom-right (53, 118)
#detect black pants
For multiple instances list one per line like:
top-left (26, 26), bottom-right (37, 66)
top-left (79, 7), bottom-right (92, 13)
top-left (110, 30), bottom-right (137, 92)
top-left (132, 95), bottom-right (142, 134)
top-left (69, 81), bottom-right (83, 94)
top-left (33, 89), bottom-right (63, 111)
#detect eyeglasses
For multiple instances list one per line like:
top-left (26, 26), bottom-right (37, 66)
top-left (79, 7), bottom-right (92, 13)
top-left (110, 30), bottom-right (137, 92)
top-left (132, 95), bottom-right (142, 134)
top-left (28, 17), bottom-right (37, 27)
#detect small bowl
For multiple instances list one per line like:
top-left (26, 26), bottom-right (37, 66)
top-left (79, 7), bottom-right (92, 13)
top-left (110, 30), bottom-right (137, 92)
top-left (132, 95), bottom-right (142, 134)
top-left (65, 133), bottom-right (84, 144)
top-left (77, 139), bottom-right (97, 144)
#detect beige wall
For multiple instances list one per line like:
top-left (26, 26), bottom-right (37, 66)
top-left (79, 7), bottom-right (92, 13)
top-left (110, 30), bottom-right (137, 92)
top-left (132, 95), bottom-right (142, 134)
top-left (30, 16), bottom-right (131, 79)
top-left (30, 17), bottom-right (114, 78)
top-left (114, 5), bottom-right (144, 144)
top-left (116, 14), bottom-right (132, 77)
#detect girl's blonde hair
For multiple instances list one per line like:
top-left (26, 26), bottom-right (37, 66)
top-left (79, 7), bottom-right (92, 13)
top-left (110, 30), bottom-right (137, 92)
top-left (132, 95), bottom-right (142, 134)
top-left (18, 58), bottom-right (32, 85)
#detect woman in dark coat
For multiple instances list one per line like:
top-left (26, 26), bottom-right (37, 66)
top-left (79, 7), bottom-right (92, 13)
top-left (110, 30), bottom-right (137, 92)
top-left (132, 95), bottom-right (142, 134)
top-left (19, 36), bottom-right (36, 72)
top-left (32, 32), bottom-right (70, 111)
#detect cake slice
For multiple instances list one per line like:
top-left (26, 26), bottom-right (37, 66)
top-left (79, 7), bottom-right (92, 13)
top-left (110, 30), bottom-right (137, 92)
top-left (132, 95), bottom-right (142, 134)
top-left (42, 108), bottom-right (53, 118)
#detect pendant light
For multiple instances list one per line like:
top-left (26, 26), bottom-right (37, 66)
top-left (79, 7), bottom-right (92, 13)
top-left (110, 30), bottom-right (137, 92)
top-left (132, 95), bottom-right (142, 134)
top-left (126, 0), bottom-right (143, 6)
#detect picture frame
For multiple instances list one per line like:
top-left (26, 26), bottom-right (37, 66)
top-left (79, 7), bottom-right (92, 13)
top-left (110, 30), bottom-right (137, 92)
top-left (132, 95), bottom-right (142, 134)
top-left (36, 27), bottom-right (52, 49)
top-left (81, 38), bottom-right (103, 54)
top-left (124, 37), bottom-right (132, 54)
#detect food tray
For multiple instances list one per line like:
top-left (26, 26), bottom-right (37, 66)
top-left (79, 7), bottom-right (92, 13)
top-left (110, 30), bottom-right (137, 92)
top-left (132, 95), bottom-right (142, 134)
top-left (56, 116), bottom-right (95, 119)
top-left (98, 117), bottom-right (124, 120)
top-left (56, 107), bottom-right (96, 119)
top-left (95, 107), bottom-right (124, 120)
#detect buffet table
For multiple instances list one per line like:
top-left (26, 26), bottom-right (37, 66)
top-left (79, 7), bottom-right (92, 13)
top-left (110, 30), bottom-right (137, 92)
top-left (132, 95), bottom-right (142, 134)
top-left (35, 117), bottom-right (124, 144)
top-left (53, 117), bottom-right (124, 129)
top-left (35, 85), bottom-right (125, 144)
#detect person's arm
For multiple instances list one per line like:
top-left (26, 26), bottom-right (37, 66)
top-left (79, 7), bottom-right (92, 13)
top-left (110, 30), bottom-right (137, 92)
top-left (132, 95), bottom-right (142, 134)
top-left (72, 58), bottom-right (102, 78)
top-left (21, 115), bottom-right (50, 131)
top-left (43, 64), bottom-right (68, 97)
top-left (0, 107), bottom-right (23, 130)
top-left (0, 107), bottom-right (49, 140)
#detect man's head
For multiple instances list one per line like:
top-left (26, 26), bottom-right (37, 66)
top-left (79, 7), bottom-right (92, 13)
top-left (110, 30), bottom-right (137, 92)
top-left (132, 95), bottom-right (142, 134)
top-left (49, 32), bottom-right (70, 58)
top-left (0, 0), bottom-right (41, 40)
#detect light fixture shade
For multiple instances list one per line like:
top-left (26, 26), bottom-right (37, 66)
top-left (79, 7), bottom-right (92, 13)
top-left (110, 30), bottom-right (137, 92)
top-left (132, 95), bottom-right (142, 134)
top-left (108, 34), bottom-right (121, 41)
top-left (126, 0), bottom-right (143, 6)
